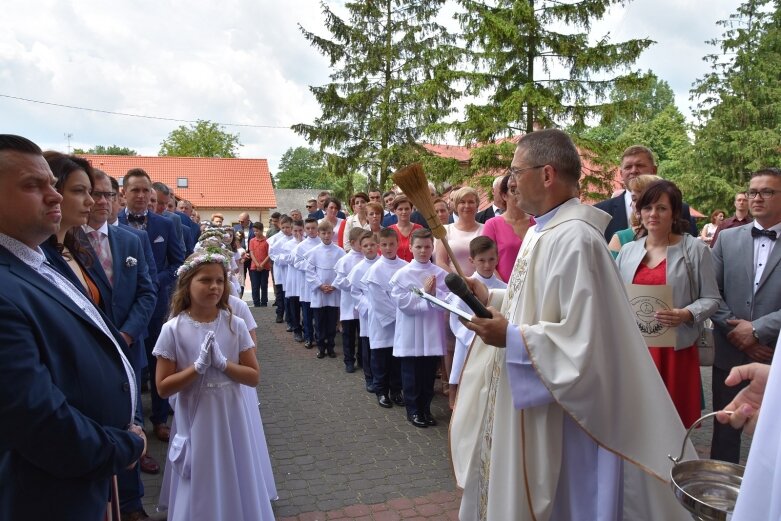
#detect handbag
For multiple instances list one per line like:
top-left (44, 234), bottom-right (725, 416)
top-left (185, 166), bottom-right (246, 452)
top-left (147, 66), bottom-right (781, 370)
top-left (681, 235), bottom-right (715, 366)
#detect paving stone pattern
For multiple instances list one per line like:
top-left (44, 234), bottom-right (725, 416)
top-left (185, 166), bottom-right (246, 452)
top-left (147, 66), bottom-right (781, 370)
top-left (139, 293), bottom-right (751, 520)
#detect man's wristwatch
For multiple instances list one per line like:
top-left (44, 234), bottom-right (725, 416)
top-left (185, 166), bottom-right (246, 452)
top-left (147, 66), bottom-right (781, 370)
top-left (752, 327), bottom-right (760, 341)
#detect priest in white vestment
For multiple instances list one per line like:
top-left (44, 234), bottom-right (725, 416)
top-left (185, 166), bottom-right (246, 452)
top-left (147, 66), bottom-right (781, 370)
top-left (451, 129), bottom-right (695, 521)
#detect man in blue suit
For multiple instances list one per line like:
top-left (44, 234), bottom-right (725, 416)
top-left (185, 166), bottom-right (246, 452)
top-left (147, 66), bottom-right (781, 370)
top-left (594, 145), bottom-right (697, 241)
top-left (85, 171), bottom-right (158, 520)
top-left (172, 191), bottom-right (201, 252)
top-left (119, 168), bottom-right (184, 444)
top-left (151, 182), bottom-right (191, 256)
top-left (0, 135), bottom-right (146, 520)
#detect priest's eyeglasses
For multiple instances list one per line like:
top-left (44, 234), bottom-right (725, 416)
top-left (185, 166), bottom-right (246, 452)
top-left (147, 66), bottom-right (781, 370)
top-left (748, 189), bottom-right (777, 199)
top-left (509, 165), bottom-right (545, 179)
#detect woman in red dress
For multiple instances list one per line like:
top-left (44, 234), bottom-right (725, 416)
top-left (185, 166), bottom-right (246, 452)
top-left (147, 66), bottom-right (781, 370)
top-left (616, 180), bottom-right (721, 427)
top-left (388, 195), bottom-right (422, 262)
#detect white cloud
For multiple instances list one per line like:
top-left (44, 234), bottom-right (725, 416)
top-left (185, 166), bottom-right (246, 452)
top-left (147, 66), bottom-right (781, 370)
top-left (0, 0), bottom-right (742, 173)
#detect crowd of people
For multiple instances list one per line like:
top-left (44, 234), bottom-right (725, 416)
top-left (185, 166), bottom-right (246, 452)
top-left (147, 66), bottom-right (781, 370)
top-left (1, 129), bottom-right (779, 521)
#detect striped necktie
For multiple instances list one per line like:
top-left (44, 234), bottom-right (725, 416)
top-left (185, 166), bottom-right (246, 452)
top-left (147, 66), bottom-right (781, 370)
top-left (89, 230), bottom-right (114, 285)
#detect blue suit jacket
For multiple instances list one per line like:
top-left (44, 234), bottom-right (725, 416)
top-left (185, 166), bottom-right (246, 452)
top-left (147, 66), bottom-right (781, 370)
top-left (80, 225), bottom-right (158, 371)
top-left (0, 245), bottom-right (144, 521)
top-left (177, 210), bottom-right (200, 253)
top-left (118, 210), bottom-right (184, 294)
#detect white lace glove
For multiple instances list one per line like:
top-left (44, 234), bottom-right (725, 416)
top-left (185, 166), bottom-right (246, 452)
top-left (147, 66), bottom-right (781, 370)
top-left (210, 338), bottom-right (228, 372)
top-left (194, 331), bottom-right (215, 374)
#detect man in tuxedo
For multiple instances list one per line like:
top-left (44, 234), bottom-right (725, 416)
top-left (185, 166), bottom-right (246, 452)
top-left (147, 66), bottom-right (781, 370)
top-left (711, 167), bottom-right (781, 463)
top-left (475, 175), bottom-right (506, 223)
top-left (119, 169), bottom-right (184, 443)
top-left (594, 145), bottom-right (697, 241)
top-left (0, 135), bottom-right (145, 520)
top-left (84, 170), bottom-right (157, 519)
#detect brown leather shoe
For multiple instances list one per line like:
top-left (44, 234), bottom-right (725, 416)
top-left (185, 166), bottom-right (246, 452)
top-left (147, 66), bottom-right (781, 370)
top-left (152, 423), bottom-right (170, 442)
top-left (139, 454), bottom-right (160, 474)
top-left (120, 509), bottom-right (150, 521)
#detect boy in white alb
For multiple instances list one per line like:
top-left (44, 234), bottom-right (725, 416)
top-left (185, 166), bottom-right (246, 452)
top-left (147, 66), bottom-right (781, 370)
top-left (363, 228), bottom-right (407, 409)
top-left (348, 230), bottom-right (380, 391)
top-left (268, 216), bottom-right (294, 324)
top-left (280, 220), bottom-right (304, 341)
top-left (446, 236), bottom-right (506, 409)
top-left (333, 227), bottom-right (367, 373)
top-left (389, 228), bottom-right (449, 428)
top-left (305, 220), bottom-right (345, 358)
top-left (292, 218), bottom-right (322, 348)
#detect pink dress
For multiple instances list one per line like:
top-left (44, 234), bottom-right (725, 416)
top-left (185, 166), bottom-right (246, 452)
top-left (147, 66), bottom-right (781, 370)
top-left (482, 215), bottom-right (533, 282)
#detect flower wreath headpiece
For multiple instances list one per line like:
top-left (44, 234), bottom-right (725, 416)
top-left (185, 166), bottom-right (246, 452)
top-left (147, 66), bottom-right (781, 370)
top-left (176, 250), bottom-right (230, 277)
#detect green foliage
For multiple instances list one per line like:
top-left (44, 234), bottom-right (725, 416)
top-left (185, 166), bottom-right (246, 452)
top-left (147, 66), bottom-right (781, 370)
top-left (294, 0), bottom-right (459, 189)
top-left (159, 120), bottom-right (241, 158)
top-left (453, 0), bottom-right (655, 141)
top-left (73, 145), bottom-right (137, 155)
top-left (690, 0), bottom-right (781, 189)
top-left (275, 147), bottom-right (330, 189)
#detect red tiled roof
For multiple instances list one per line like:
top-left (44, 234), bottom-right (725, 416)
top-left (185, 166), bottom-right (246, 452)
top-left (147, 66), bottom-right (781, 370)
top-left (79, 155), bottom-right (276, 209)
top-left (420, 143), bottom-right (473, 163)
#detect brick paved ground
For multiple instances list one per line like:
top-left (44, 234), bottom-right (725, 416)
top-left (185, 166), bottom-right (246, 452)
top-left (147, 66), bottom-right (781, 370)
top-left (138, 291), bottom-right (750, 520)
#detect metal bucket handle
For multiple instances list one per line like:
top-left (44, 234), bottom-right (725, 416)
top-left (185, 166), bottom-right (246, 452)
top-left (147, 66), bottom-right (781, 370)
top-left (668, 411), bottom-right (732, 465)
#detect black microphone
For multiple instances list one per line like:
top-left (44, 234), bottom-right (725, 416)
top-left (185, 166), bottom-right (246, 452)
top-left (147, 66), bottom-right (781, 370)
top-left (445, 273), bottom-right (493, 319)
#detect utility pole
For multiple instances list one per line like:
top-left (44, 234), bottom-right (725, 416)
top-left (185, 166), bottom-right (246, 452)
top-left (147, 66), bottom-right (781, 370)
top-left (64, 133), bottom-right (73, 153)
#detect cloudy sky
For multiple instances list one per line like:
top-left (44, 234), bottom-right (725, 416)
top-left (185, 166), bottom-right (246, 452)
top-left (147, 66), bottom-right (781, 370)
top-left (1, 0), bottom-right (741, 173)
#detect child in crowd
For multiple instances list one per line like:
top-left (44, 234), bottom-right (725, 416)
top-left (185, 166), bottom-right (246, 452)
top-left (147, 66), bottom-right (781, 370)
top-left (280, 220), bottom-right (304, 342)
top-left (305, 220), bottom-right (345, 358)
top-left (389, 228), bottom-right (449, 428)
top-left (248, 222), bottom-right (271, 307)
top-left (333, 227), bottom-right (368, 372)
top-left (446, 236), bottom-right (506, 409)
top-left (364, 228), bottom-right (407, 408)
top-left (268, 216), bottom-right (293, 325)
top-left (292, 218), bottom-right (322, 348)
top-left (348, 230), bottom-right (380, 391)
top-left (153, 252), bottom-right (274, 520)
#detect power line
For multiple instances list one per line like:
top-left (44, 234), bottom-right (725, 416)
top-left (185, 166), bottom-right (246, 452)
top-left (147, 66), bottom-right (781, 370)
top-left (0, 93), bottom-right (292, 129)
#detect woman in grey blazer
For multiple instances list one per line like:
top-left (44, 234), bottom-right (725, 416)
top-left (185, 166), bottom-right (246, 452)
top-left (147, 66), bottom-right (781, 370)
top-left (616, 180), bottom-right (721, 427)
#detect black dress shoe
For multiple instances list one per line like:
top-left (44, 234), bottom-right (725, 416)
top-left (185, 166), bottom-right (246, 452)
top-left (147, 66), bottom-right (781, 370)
top-left (377, 395), bottom-right (393, 408)
top-left (303, 341), bottom-right (312, 349)
top-left (366, 383), bottom-right (377, 393)
top-left (422, 412), bottom-right (438, 426)
top-left (286, 326), bottom-right (294, 332)
top-left (345, 364), bottom-right (355, 373)
top-left (293, 333), bottom-right (304, 342)
top-left (390, 393), bottom-right (405, 406)
top-left (327, 351), bottom-right (337, 358)
top-left (408, 413), bottom-right (428, 428)
top-left (275, 316), bottom-right (284, 323)
top-left (316, 352), bottom-right (326, 359)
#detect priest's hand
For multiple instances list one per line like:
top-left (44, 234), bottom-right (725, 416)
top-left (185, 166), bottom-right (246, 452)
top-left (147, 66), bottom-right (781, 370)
top-left (463, 277), bottom-right (489, 306)
top-left (463, 307), bottom-right (507, 347)
top-left (715, 362), bottom-right (769, 435)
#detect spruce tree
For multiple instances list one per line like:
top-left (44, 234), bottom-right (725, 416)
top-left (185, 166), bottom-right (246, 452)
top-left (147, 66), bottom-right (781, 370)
top-left (690, 0), bottom-right (781, 187)
top-left (453, 0), bottom-right (655, 142)
top-left (294, 1), bottom-right (458, 189)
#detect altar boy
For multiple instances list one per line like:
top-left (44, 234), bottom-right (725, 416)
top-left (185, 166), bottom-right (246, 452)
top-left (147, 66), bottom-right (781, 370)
top-left (348, 230), bottom-right (380, 391)
top-left (292, 218), bottom-right (322, 348)
top-left (333, 227), bottom-right (368, 373)
top-left (305, 220), bottom-right (345, 359)
top-left (389, 228), bottom-right (449, 428)
top-left (446, 236), bottom-right (506, 409)
top-left (364, 228), bottom-right (407, 409)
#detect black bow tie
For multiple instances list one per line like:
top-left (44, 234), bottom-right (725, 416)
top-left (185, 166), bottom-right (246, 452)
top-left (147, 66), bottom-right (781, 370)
top-left (751, 227), bottom-right (777, 241)
top-left (127, 213), bottom-right (146, 225)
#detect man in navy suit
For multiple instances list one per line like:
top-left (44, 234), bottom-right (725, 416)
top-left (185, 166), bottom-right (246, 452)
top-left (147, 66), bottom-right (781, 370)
top-left (594, 145), bottom-right (698, 241)
top-left (0, 135), bottom-right (145, 520)
top-left (171, 191), bottom-right (201, 251)
top-left (85, 170), bottom-right (158, 519)
top-left (119, 169), bottom-right (184, 444)
top-left (151, 182), bottom-right (191, 256)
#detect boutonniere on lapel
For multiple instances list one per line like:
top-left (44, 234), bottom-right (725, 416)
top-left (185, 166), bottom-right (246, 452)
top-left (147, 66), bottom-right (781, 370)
top-left (125, 256), bottom-right (138, 267)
